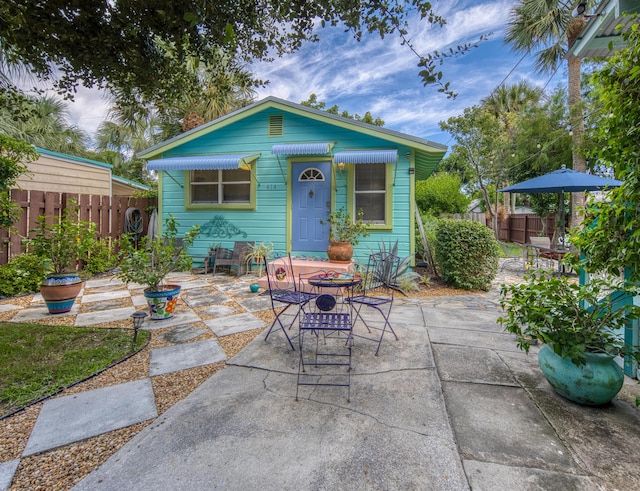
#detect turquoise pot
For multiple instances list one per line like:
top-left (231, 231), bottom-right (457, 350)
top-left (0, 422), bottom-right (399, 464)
top-left (538, 344), bottom-right (624, 406)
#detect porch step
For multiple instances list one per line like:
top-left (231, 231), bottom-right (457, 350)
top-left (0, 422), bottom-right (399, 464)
top-left (257, 258), bottom-right (354, 290)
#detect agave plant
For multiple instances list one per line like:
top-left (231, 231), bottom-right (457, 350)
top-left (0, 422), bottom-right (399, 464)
top-left (371, 240), bottom-right (420, 294)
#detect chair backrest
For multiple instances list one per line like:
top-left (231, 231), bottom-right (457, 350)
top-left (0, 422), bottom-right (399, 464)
top-left (529, 236), bottom-right (551, 248)
top-left (266, 254), bottom-right (297, 292)
top-left (233, 241), bottom-right (254, 259)
top-left (299, 270), bottom-right (351, 315)
top-left (365, 252), bottom-right (400, 296)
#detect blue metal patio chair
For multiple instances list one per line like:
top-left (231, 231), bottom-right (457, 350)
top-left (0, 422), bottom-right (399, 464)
top-left (263, 254), bottom-right (317, 350)
top-left (347, 251), bottom-right (400, 355)
top-left (296, 270), bottom-right (356, 402)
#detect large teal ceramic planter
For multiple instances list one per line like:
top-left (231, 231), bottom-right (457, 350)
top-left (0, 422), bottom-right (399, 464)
top-left (538, 344), bottom-right (624, 406)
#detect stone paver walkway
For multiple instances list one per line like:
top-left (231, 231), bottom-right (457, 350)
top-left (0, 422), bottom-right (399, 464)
top-left (0, 271), bottom-right (267, 490)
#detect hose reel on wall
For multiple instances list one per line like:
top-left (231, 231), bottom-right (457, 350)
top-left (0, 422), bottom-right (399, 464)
top-left (124, 207), bottom-right (143, 246)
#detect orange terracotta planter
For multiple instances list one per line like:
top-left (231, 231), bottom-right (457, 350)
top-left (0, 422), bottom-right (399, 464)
top-left (327, 241), bottom-right (353, 264)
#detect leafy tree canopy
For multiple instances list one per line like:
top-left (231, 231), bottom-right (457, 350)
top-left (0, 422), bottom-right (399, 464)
top-left (0, 1), bottom-right (471, 104)
top-left (301, 93), bottom-right (384, 126)
top-left (0, 134), bottom-right (38, 230)
top-left (415, 173), bottom-right (468, 216)
top-left (571, 18), bottom-right (640, 280)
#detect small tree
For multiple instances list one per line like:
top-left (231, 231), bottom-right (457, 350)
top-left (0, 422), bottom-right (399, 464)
top-left (0, 135), bottom-right (38, 231)
top-left (415, 173), bottom-right (468, 216)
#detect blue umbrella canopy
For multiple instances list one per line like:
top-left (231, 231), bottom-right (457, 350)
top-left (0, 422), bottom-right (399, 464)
top-left (499, 167), bottom-right (622, 194)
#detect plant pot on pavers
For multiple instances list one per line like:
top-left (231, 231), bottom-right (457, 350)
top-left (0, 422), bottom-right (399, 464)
top-left (538, 343), bottom-right (624, 406)
top-left (144, 285), bottom-right (182, 320)
top-left (40, 273), bottom-right (84, 314)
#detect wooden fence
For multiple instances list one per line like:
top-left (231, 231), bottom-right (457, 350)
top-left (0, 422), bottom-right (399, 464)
top-left (502, 213), bottom-right (556, 244)
top-left (0, 189), bottom-right (157, 265)
top-left (446, 211), bottom-right (557, 244)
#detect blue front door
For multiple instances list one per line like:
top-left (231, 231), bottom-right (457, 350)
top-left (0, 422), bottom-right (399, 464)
top-left (292, 161), bottom-right (331, 251)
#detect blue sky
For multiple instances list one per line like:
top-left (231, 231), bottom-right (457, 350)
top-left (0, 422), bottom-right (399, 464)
top-left (65, 0), bottom-right (567, 149)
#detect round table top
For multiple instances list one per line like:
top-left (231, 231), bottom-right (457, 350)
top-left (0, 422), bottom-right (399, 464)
top-left (307, 272), bottom-right (362, 288)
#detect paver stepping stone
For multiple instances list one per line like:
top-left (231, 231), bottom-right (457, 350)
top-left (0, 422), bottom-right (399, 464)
top-left (162, 325), bottom-right (208, 343)
top-left (23, 379), bottom-right (157, 456)
top-left (74, 306), bottom-right (136, 326)
top-left (235, 296), bottom-right (272, 313)
top-left (205, 312), bottom-right (265, 337)
top-left (80, 289), bottom-right (131, 304)
top-left (80, 298), bottom-right (132, 312)
top-left (183, 291), bottom-right (230, 308)
top-left (200, 305), bottom-right (237, 318)
top-left (11, 304), bottom-right (79, 322)
top-left (149, 338), bottom-right (226, 376)
top-left (0, 303), bottom-right (21, 313)
top-left (0, 459), bottom-right (19, 491)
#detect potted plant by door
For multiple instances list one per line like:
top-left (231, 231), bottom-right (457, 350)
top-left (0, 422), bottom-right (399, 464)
top-left (322, 207), bottom-right (369, 263)
top-left (27, 204), bottom-right (95, 314)
top-left (245, 241), bottom-right (273, 292)
top-left (117, 214), bottom-right (200, 320)
top-left (499, 270), bottom-right (640, 406)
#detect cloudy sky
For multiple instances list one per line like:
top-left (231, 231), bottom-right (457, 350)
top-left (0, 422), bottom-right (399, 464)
top-left (64, 0), bottom-right (566, 149)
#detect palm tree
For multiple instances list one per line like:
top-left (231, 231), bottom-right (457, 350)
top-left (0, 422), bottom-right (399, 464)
top-left (0, 94), bottom-right (88, 154)
top-left (162, 53), bottom-right (259, 133)
top-left (482, 82), bottom-right (543, 214)
top-left (505, 0), bottom-right (596, 229)
top-left (482, 82), bottom-right (543, 124)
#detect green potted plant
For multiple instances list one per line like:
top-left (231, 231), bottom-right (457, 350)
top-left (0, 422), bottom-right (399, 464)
top-left (499, 270), bottom-right (640, 405)
top-left (117, 214), bottom-right (200, 319)
top-left (322, 207), bottom-right (369, 263)
top-left (245, 241), bottom-right (273, 292)
top-left (26, 203), bottom-right (95, 314)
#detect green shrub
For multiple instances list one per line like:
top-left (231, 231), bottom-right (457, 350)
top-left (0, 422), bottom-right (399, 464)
top-left (434, 219), bottom-right (499, 291)
top-left (83, 237), bottom-right (116, 275)
top-left (0, 253), bottom-right (48, 297)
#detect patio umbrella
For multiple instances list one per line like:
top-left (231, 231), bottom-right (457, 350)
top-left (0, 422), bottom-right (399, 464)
top-left (499, 166), bottom-right (622, 242)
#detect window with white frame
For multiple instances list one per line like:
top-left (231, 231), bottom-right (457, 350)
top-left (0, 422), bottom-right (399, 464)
top-left (354, 163), bottom-right (386, 223)
top-left (190, 168), bottom-right (251, 204)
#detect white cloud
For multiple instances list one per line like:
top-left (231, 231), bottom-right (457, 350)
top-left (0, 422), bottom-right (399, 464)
top-left (25, 0), bottom-right (565, 151)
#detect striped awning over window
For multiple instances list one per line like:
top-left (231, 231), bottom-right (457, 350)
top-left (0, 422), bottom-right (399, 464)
top-left (146, 154), bottom-right (259, 171)
top-left (271, 142), bottom-right (332, 155)
top-left (333, 149), bottom-right (398, 164)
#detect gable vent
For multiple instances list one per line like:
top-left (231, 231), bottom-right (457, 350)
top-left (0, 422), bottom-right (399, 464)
top-left (268, 114), bottom-right (284, 137)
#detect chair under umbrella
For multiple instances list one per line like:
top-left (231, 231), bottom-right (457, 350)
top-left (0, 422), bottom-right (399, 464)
top-left (499, 165), bottom-right (622, 240)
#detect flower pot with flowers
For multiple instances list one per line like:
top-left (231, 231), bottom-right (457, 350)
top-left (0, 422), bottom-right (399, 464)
top-left (117, 214), bottom-right (200, 320)
top-left (322, 207), bottom-right (370, 263)
top-left (27, 204), bottom-right (96, 314)
top-left (499, 270), bottom-right (640, 406)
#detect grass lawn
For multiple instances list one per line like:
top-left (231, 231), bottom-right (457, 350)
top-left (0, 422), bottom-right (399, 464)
top-left (0, 322), bottom-right (150, 417)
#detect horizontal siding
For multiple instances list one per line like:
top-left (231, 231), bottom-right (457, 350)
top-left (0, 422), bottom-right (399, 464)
top-left (157, 108), bottom-right (413, 260)
top-left (17, 155), bottom-right (111, 195)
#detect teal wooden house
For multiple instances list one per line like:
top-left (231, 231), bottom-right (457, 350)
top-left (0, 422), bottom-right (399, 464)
top-left (139, 97), bottom-right (447, 265)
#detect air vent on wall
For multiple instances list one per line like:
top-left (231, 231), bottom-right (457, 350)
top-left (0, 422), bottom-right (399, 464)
top-left (268, 114), bottom-right (284, 137)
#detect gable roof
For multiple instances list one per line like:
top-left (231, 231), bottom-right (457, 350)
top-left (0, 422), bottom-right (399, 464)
top-left (138, 96), bottom-right (447, 180)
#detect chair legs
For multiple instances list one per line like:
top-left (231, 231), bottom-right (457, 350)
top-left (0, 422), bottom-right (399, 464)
top-left (296, 327), bottom-right (352, 402)
top-left (264, 303), bottom-right (301, 351)
top-left (351, 302), bottom-right (397, 356)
